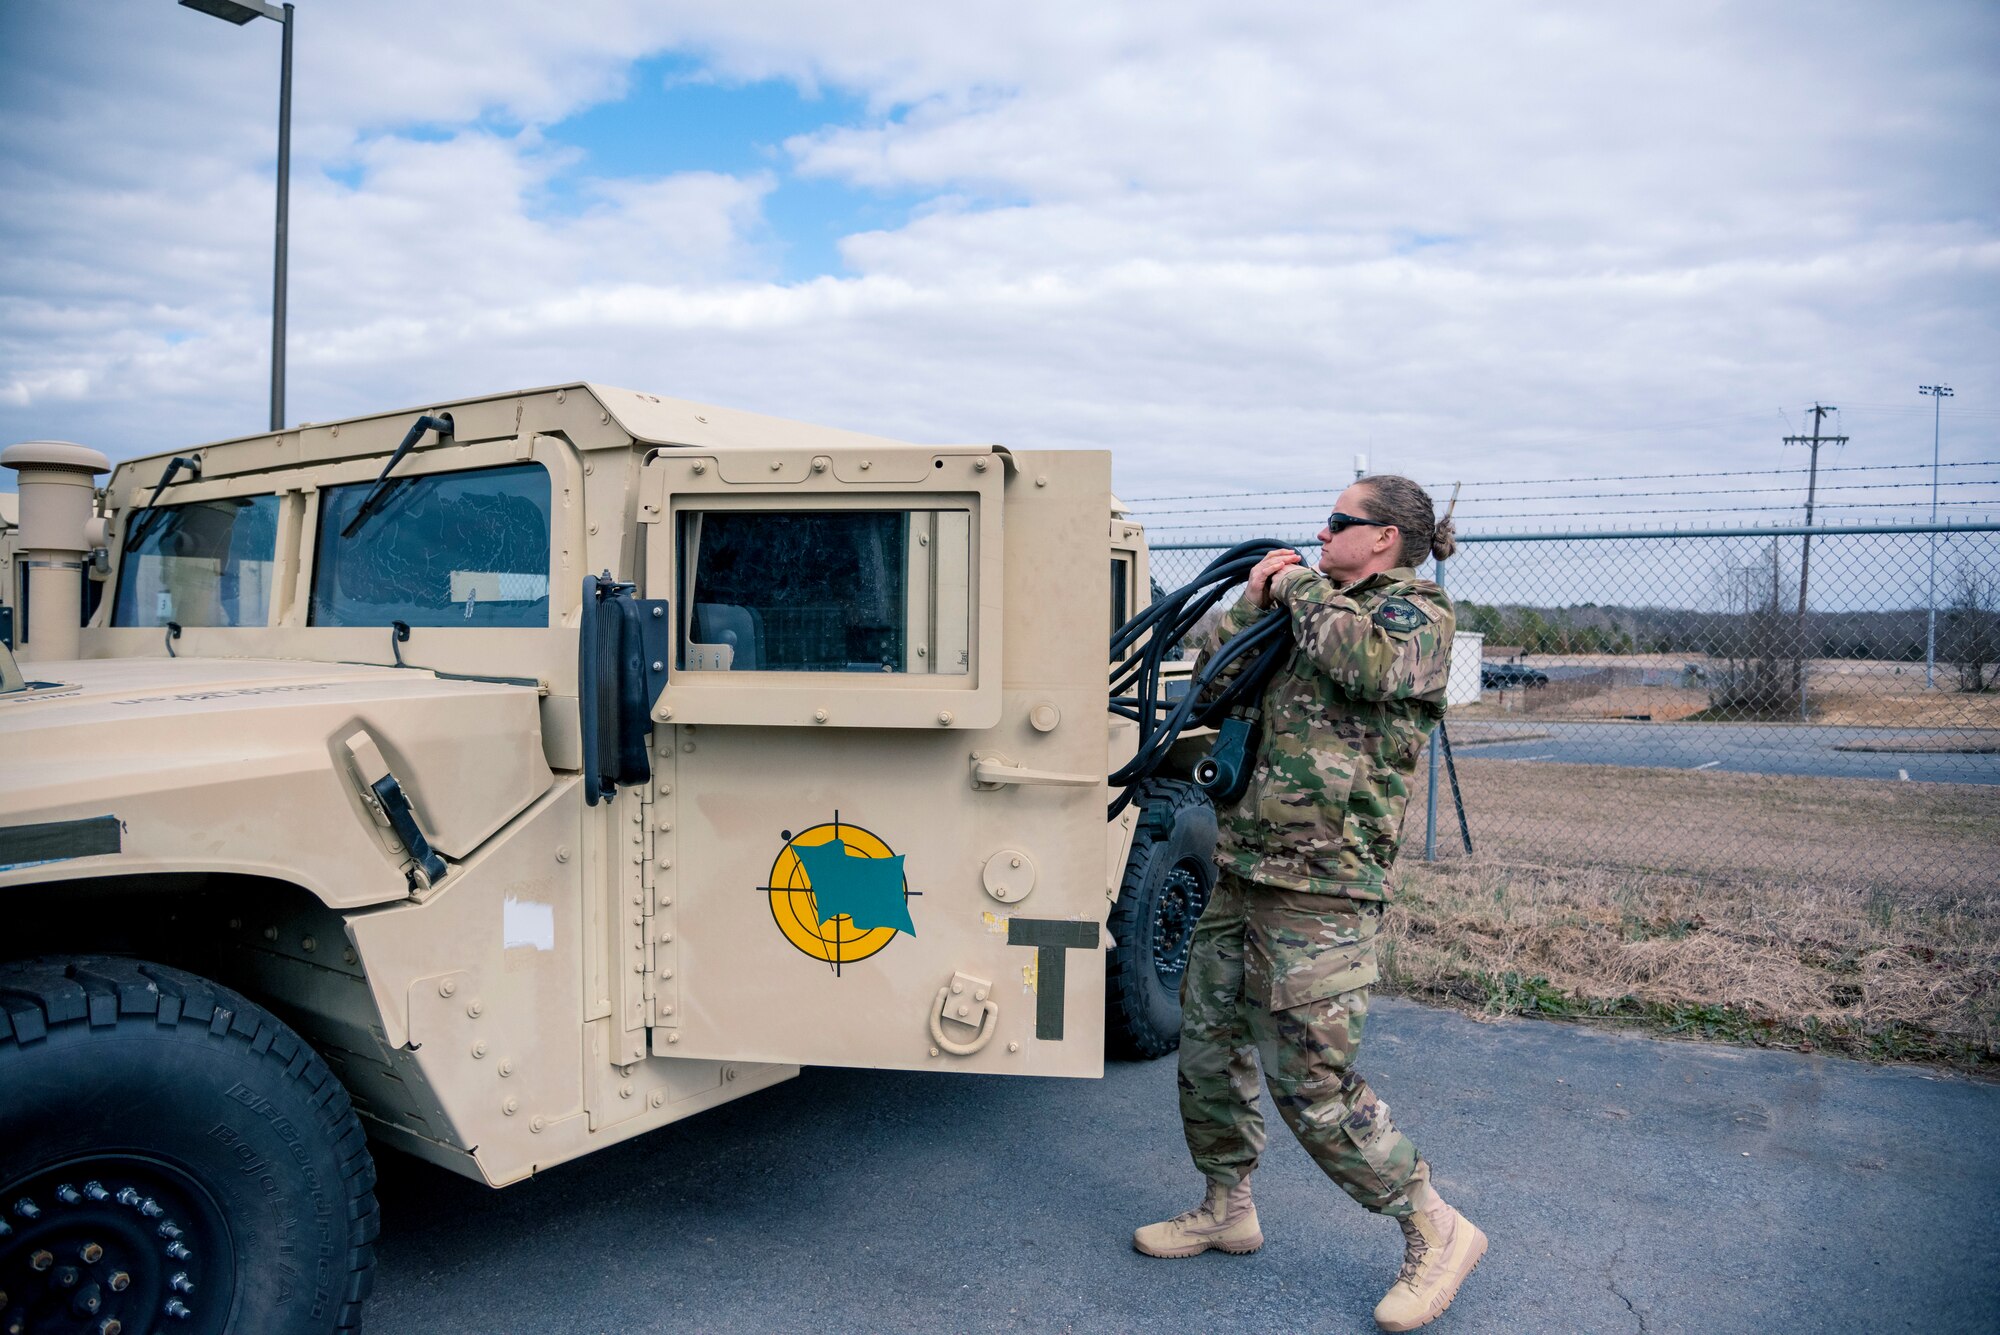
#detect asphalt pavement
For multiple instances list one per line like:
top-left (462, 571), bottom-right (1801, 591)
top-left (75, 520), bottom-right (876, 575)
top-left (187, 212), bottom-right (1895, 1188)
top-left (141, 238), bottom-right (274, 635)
top-left (364, 1000), bottom-right (1999, 1334)
top-left (1447, 720), bottom-right (2000, 785)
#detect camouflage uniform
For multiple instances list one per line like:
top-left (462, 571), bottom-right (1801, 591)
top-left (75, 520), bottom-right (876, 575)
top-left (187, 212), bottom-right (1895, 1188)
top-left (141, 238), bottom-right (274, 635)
top-left (1177, 564), bottom-right (1453, 1218)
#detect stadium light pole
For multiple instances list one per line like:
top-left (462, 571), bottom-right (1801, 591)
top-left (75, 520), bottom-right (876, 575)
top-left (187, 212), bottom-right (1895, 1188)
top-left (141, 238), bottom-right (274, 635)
top-left (178, 0), bottom-right (294, 433)
top-left (1918, 384), bottom-right (1953, 687)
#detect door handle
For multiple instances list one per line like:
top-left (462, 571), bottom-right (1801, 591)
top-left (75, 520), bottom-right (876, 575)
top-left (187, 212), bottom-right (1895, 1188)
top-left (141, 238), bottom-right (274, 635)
top-left (970, 754), bottom-right (1099, 789)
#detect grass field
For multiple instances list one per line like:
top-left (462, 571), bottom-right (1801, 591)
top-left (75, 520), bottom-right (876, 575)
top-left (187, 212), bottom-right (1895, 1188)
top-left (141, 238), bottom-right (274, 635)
top-left (1453, 655), bottom-right (2000, 727)
top-left (1388, 759), bottom-right (2000, 1070)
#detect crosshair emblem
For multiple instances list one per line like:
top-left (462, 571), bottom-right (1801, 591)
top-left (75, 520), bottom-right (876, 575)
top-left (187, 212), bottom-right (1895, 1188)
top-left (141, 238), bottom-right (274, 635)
top-left (760, 813), bottom-right (921, 974)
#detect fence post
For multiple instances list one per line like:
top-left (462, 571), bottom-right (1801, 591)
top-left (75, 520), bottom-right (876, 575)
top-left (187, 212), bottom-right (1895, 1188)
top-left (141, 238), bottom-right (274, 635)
top-left (1425, 555), bottom-right (1444, 860)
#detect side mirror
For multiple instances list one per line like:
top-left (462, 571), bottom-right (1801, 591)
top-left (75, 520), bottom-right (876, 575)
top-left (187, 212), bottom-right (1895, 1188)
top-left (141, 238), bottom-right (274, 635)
top-left (578, 572), bottom-right (670, 806)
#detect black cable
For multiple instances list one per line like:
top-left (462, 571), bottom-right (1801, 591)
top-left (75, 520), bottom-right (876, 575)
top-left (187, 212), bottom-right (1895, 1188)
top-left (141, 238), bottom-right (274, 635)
top-left (1107, 539), bottom-right (1299, 818)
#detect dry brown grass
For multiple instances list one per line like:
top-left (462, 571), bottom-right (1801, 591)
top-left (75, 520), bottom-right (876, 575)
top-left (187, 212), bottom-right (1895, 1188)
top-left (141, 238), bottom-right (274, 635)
top-left (1456, 654), bottom-right (2000, 727)
top-left (1391, 759), bottom-right (2000, 1068)
top-left (1407, 758), bottom-right (2000, 891)
top-left (1808, 687), bottom-right (2000, 729)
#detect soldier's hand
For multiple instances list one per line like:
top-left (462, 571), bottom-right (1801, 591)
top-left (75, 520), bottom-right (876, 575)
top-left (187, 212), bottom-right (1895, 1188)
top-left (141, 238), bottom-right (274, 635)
top-left (1246, 549), bottom-right (1304, 609)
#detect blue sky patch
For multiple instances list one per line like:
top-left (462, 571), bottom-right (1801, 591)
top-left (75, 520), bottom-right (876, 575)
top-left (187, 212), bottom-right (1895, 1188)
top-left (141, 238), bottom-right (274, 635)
top-left (540, 55), bottom-right (925, 281)
top-left (1398, 231), bottom-right (1465, 252)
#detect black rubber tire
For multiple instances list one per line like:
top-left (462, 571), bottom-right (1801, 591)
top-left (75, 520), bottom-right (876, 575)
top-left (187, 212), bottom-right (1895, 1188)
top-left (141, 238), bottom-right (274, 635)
top-left (1105, 780), bottom-right (1218, 1060)
top-left (0, 957), bottom-right (378, 1335)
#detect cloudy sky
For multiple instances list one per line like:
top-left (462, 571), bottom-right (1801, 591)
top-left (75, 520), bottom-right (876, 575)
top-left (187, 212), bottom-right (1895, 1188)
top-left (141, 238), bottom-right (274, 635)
top-left (2, 0), bottom-right (1995, 534)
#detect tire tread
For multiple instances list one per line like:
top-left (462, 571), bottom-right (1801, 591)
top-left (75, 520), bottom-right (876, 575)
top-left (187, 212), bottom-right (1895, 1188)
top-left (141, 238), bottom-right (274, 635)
top-left (0, 955), bottom-right (380, 1333)
top-left (1106, 779), bottom-right (1218, 1060)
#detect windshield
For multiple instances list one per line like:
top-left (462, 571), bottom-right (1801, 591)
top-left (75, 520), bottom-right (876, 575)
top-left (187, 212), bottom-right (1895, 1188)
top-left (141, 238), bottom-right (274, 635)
top-left (113, 494), bottom-right (280, 628)
top-left (310, 463), bottom-right (551, 628)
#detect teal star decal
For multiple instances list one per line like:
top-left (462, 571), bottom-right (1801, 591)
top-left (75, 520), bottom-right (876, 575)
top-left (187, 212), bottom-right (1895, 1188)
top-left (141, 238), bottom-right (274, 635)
top-left (794, 838), bottom-right (917, 937)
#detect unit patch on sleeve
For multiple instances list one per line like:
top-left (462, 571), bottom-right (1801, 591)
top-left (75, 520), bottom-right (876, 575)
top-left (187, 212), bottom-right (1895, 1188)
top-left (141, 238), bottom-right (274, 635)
top-left (1372, 597), bottom-right (1431, 633)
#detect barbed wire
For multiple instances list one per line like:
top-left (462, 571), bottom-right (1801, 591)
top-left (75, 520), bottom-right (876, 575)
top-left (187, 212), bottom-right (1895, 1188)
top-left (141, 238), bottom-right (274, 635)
top-left (1142, 499), bottom-right (2000, 533)
top-left (1131, 478), bottom-right (2000, 517)
top-left (1125, 460), bottom-right (2000, 503)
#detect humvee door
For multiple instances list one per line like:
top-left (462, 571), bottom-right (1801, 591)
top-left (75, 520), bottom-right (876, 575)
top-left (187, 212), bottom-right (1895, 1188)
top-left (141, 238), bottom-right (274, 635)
top-left (637, 447), bottom-right (1112, 1077)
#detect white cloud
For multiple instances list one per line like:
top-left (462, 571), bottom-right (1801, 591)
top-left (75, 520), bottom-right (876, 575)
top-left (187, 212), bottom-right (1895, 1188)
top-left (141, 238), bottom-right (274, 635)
top-left (0, 0), bottom-right (1995, 522)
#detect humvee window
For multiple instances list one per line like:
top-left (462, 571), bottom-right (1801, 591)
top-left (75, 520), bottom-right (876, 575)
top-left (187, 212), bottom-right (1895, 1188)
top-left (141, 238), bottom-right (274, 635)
top-left (113, 494), bottom-right (280, 627)
top-left (311, 463), bottom-right (551, 628)
top-left (679, 510), bottom-right (970, 674)
top-left (1111, 555), bottom-right (1131, 636)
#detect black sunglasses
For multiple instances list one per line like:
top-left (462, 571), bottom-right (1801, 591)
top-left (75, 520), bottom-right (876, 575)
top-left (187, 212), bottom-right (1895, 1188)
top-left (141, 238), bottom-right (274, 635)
top-left (1325, 511), bottom-right (1393, 535)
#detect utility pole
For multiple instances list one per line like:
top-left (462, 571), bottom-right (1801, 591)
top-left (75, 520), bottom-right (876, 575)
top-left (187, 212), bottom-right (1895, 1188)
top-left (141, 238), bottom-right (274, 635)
top-left (272, 2), bottom-right (293, 431)
top-left (180, 0), bottom-right (294, 432)
top-left (1919, 384), bottom-right (1954, 688)
top-left (1783, 404), bottom-right (1847, 718)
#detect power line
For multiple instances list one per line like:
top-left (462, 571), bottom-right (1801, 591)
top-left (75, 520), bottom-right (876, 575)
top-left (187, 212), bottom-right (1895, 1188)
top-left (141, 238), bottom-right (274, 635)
top-left (1124, 460), bottom-right (2000, 503)
top-left (1829, 402), bottom-right (2000, 417)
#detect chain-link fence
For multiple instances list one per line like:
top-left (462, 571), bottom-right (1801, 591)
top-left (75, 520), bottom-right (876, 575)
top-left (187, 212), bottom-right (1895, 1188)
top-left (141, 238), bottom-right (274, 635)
top-left (1151, 522), bottom-right (2000, 895)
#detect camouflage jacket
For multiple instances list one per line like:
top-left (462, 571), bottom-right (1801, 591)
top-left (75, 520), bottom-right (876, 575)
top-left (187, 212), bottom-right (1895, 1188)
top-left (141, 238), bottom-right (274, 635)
top-left (1194, 564), bottom-right (1454, 901)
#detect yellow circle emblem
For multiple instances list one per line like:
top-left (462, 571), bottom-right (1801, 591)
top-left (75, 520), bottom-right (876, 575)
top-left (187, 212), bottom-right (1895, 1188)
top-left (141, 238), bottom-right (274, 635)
top-left (764, 820), bottom-right (909, 967)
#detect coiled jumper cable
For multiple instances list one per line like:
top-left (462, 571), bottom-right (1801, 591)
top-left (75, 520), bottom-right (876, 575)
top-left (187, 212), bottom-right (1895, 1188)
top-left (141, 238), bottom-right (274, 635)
top-left (1107, 539), bottom-right (1300, 819)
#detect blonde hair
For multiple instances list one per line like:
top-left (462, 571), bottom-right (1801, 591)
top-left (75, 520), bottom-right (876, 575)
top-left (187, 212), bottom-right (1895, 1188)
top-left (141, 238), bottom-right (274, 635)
top-left (1356, 474), bottom-right (1457, 565)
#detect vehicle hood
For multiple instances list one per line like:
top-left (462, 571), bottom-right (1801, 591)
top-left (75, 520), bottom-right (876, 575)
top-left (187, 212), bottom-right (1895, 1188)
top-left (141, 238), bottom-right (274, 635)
top-left (1, 657), bottom-right (555, 907)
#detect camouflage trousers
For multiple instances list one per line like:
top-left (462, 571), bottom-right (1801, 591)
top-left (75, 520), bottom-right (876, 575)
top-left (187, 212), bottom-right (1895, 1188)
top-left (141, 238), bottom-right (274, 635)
top-left (1177, 870), bottom-right (1429, 1218)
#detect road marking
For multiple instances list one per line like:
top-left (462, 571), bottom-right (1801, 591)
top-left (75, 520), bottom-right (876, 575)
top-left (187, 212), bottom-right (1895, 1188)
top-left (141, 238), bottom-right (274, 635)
top-left (1516, 754), bottom-right (1558, 761)
top-left (1691, 760), bottom-right (1721, 771)
top-left (1899, 769), bottom-right (1910, 782)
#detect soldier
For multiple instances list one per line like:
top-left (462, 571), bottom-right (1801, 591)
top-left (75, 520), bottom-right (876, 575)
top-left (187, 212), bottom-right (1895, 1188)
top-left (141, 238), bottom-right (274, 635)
top-left (1132, 474), bottom-right (1486, 1332)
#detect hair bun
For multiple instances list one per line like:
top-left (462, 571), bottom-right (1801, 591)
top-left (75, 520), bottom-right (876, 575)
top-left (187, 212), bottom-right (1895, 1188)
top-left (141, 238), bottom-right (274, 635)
top-left (1431, 515), bottom-right (1458, 562)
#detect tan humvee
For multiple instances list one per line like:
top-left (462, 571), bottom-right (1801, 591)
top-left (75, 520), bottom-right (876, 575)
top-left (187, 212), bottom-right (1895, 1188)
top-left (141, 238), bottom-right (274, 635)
top-left (0, 491), bottom-right (16, 650)
top-left (0, 385), bottom-right (1214, 1334)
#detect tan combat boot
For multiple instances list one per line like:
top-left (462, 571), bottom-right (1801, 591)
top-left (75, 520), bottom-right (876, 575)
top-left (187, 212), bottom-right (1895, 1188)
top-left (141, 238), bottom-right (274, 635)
top-left (1373, 1200), bottom-right (1488, 1330)
top-left (1132, 1178), bottom-right (1263, 1258)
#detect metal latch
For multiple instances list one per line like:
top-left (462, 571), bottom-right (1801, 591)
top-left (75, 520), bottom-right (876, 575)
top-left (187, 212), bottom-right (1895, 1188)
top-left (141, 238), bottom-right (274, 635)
top-left (929, 971), bottom-right (999, 1056)
top-left (342, 728), bottom-right (447, 890)
top-left (969, 754), bottom-right (1099, 790)
top-left (370, 774), bottom-right (447, 889)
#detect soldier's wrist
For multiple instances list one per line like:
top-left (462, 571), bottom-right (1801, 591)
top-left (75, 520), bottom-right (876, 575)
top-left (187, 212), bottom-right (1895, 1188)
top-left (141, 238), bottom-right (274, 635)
top-left (1268, 565), bottom-right (1313, 606)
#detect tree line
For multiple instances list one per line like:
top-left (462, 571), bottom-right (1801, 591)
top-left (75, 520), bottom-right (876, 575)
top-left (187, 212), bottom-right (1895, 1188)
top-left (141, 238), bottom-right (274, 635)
top-left (1456, 559), bottom-right (1997, 695)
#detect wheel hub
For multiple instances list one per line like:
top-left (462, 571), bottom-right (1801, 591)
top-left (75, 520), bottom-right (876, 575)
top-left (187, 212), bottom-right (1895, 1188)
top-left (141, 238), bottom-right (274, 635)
top-left (0, 1158), bottom-right (231, 1335)
top-left (1150, 859), bottom-right (1211, 983)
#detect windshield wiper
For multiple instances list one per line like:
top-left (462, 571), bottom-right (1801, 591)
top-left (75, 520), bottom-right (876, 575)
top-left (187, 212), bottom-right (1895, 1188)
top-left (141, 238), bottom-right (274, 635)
top-left (340, 411), bottom-right (454, 540)
top-left (123, 454), bottom-right (202, 552)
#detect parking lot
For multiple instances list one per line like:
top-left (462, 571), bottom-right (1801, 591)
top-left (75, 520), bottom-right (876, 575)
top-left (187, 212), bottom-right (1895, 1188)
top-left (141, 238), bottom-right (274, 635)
top-left (365, 1001), bottom-right (1999, 1334)
top-left (1451, 719), bottom-right (2000, 784)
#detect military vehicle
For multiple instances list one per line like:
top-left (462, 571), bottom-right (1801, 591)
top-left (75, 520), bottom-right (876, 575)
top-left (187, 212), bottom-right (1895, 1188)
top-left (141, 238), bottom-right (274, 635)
top-left (0, 385), bottom-right (1219, 1334)
top-left (1, 484), bottom-right (109, 652)
top-left (1, 491), bottom-right (20, 648)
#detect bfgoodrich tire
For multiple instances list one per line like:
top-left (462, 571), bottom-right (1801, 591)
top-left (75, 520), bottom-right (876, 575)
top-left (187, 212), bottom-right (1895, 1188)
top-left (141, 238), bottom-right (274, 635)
top-left (0, 957), bottom-right (378, 1335)
top-left (1106, 781), bottom-right (1218, 1059)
